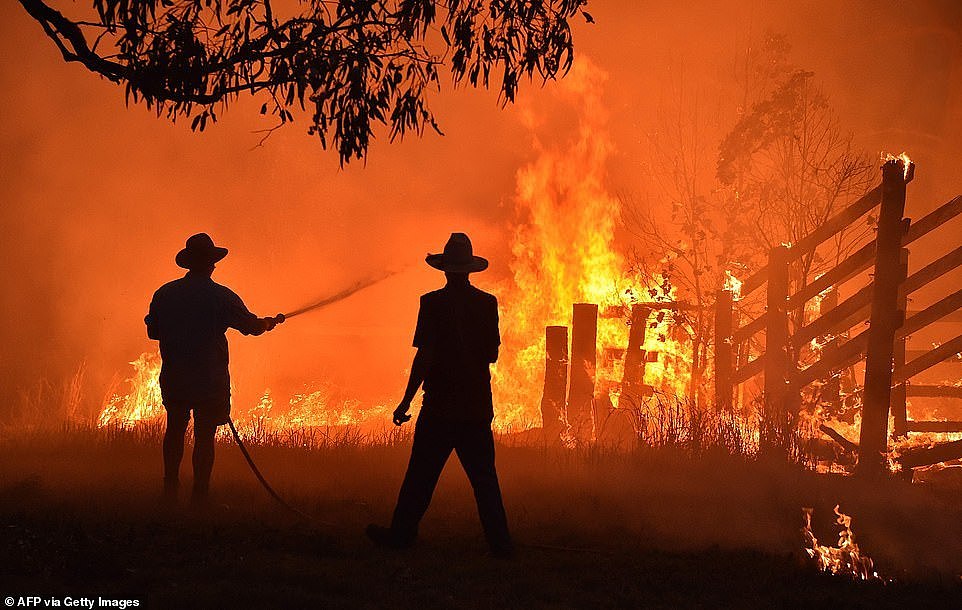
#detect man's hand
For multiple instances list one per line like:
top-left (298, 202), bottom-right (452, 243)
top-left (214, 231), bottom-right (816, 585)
top-left (393, 401), bottom-right (412, 426)
top-left (264, 314), bottom-right (286, 331)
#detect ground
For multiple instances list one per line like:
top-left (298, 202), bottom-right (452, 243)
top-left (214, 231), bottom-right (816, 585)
top-left (1, 427), bottom-right (961, 608)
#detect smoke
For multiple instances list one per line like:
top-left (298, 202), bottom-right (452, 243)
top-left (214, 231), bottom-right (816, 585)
top-left (1, 1), bottom-right (962, 422)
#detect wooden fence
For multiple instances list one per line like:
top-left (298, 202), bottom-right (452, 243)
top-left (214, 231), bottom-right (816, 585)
top-left (539, 301), bottom-right (694, 444)
top-left (714, 159), bottom-right (962, 475)
top-left (536, 159), bottom-right (962, 470)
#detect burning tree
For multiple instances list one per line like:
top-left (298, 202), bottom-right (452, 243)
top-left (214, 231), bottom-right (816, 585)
top-left (19, 0), bottom-right (591, 164)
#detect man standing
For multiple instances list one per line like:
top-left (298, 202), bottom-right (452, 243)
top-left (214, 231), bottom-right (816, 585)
top-left (367, 233), bottom-right (513, 557)
top-left (146, 233), bottom-right (284, 504)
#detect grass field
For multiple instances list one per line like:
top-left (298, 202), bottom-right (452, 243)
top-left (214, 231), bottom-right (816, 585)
top-left (1, 425), bottom-right (961, 608)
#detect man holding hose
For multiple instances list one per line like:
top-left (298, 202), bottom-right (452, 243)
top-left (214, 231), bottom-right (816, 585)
top-left (145, 233), bottom-right (285, 505)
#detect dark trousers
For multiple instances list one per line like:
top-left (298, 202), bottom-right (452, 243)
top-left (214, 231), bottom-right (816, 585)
top-left (163, 410), bottom-right (218, 497)
top-left (391, 416), bottom-right (511, 551)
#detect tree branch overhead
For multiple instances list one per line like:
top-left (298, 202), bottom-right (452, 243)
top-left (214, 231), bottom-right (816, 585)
top-left (19, 0), bottom-right (590, 164)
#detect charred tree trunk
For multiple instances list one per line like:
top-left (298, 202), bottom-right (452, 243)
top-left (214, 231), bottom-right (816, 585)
top-left (540, 325), bottom-right (568, 442)
top-left (857, 161), bottom-right (909, 477)
top-left (568, 303), bottom-right (598, 443)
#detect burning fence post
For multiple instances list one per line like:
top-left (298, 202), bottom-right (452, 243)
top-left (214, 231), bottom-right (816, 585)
top-left (857, 160), bottom-right (911, 477)
top-left (762, 245), bottom-right (793, 455)
top-left (891, 247), bottom-right (910, 439)
top-left (622, 304), bottom-right (653, 399)
top-left (568, 303), bottom-right (598, 442)
top-left (540, 325), bottom-right (569, 442)
top-left (713, 289), bottom-right (734, 412)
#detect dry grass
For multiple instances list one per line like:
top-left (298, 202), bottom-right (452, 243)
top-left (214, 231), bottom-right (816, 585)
top-left (1, 420), bottom-right (961, 607)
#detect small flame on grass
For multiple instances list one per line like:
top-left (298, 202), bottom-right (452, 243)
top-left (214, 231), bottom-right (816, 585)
top-left (802, 505), bottom-right (878, 580)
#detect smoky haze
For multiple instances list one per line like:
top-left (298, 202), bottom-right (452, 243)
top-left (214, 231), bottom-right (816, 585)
top-left (1, 1), bottom-right (961, 422)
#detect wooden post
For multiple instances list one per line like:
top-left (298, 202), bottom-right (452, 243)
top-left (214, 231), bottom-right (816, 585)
top-left (762, 245), bottom-right (792, 455)
top-left (714, 290), bottom-right (734, 411)
top-left (819, 287), bottom-right (841, 415)
top-left (540, 325), bottom-right (568, 442)
top-left (857, 160), bottom-right (910, 477)
top-left (622, 304), bottom-right (652, 397)
top-left (569, 303), bottom-right (598, 443)
top-left (891, 247), bottom-right (910, 438)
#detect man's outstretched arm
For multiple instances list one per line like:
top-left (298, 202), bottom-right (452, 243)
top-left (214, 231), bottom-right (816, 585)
top-left (394, 347), bottom-right (431, 425)
top-left (234, 314), bottom-right (284, 336)
top-left (223, 289), bottom-right (285, 336)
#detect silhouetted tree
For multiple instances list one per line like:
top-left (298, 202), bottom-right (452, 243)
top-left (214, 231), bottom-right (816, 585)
top-left (19, 0), bottom-right (590, 163)
top-left (624, 33), bottom-right (874, 410)
top-left (717, 34), bottom-right (876, 290)
top-left (716, 34), bottom-right (876, 419)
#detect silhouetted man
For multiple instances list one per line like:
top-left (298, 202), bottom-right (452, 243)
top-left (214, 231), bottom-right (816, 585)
top-left (367, 233), bottom-right (513, 557)
top-left (145, 233), bottom-right (284, 504)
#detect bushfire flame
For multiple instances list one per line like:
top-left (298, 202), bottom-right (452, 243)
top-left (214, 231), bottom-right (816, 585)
top-left (803, 505), bottom-right (878, 580)
top-left (98, 352), bottom-right (163, 427)
top-left (492, 58), bottom-right (692, 434)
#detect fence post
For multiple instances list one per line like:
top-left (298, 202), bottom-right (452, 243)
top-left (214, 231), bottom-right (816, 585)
top-left (622, 304), bottom-right (652, 396)
top-left (762, 245), bottom-right (792, 455)
top-left (569, 303), bottom-right (598, 443)
top-left (540, 325), bottom-right (569, 442)
top-left (857, 160), bottom-right (910, 477)
top-left (714, 289), bottom-right (734, 412)
top-left (891, 247), bottom-right (910, 438)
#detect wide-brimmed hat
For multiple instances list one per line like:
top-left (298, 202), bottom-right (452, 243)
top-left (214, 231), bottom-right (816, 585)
top-left (425, 232), bottom-right (488, 273)
top-left (175, 233), bottom-right (228, 269)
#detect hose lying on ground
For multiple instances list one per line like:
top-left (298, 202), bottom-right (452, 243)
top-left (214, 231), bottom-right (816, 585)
top-left (226, 417), bottom-right (328, 524)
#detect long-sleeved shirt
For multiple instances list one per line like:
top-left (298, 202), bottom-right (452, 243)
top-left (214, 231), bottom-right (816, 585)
top-left (145, 271), bottom-right (268, 412)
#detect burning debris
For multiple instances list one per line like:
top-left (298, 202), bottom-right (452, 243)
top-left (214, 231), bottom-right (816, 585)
top-left (803, 505), bottom-right (878, 580)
